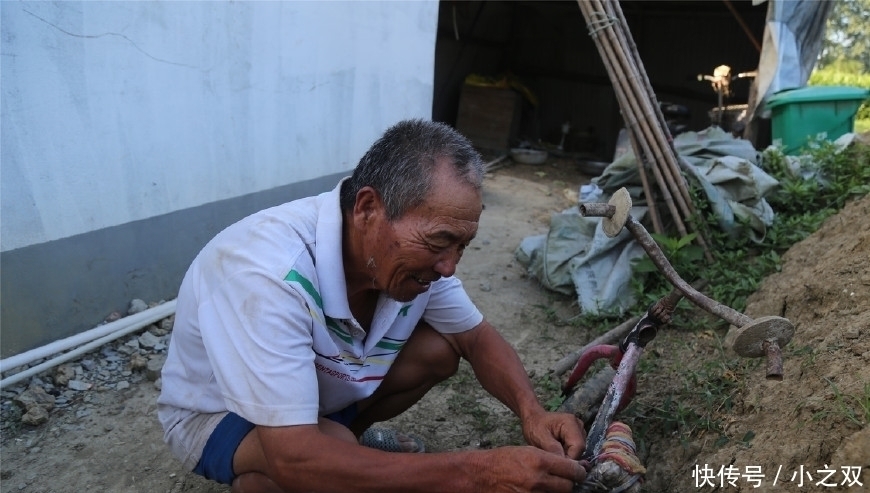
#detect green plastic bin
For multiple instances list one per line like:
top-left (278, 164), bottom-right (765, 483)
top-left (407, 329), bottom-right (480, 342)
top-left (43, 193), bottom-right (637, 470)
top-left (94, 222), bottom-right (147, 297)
top-left (765, 86), bottom-right (869, 155)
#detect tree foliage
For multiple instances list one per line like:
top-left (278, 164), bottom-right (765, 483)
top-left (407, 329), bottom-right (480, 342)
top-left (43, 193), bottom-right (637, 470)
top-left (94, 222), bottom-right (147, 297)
top-left (817, 0), bottom-right (870, 73)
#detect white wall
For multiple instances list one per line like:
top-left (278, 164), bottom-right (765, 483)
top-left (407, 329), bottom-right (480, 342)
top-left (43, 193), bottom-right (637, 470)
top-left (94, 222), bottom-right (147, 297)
top-left (1, 0), bottom-right (438, 252)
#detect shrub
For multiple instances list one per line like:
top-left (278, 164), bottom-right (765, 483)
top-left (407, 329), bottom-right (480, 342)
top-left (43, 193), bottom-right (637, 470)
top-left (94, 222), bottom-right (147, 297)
top-left (809, 66), bottom-right (870, 121)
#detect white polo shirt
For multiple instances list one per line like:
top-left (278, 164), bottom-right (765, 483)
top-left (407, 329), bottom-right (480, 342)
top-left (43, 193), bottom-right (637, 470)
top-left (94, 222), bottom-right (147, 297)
top-left (157, 181), bottom-right (483, 428)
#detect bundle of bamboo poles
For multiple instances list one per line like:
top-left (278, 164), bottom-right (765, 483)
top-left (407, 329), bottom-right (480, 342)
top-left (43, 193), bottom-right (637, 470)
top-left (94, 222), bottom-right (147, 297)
top-left (575, 0), bottom-right (712, 261)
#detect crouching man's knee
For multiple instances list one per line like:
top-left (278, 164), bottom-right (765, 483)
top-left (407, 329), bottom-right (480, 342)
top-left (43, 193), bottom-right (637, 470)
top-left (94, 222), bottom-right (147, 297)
top-left (402, 322), bottom-right (461, 382)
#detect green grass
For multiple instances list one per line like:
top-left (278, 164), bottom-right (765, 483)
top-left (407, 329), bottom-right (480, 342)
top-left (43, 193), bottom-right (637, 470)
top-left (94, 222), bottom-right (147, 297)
top-left (810, 379), bottom-right (870, 428)
top-left (617, 329), bottom-right (747, 450)
top-left (831, 379), bottom-right (870, 426)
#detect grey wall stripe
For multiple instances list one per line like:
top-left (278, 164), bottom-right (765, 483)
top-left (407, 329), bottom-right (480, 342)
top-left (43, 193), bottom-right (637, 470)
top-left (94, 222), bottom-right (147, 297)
top-left (0, 171), bottom-right (347, 358)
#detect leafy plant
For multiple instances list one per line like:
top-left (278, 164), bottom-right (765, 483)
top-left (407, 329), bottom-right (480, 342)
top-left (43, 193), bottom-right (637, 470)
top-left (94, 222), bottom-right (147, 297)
top-left (535, 373), bottom-right (566, 412)
top-left (630, 232), bottom-right (705, 310)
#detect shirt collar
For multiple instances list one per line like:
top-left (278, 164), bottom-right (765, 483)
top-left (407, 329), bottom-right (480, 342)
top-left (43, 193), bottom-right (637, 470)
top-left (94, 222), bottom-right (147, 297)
top-left (314, 179), bottom-right (354, 319)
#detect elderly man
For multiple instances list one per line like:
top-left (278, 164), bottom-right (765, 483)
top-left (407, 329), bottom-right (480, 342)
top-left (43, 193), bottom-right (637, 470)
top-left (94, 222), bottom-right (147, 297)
top-left (158, 119), bottom-right (587, 492)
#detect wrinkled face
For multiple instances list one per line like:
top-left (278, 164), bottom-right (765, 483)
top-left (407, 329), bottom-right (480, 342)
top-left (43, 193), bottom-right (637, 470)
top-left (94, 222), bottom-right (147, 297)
top-left (369, 161), bottom-right (482, 302)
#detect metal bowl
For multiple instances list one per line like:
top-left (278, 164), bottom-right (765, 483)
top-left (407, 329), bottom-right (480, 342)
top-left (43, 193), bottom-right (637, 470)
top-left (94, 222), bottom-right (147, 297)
top-left (510, 148), bottom-right (548, 165)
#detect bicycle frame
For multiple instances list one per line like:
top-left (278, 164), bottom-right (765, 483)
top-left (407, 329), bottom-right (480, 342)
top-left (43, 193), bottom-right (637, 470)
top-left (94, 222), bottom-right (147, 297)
top-left (564, 288), bottom-right (683, 461)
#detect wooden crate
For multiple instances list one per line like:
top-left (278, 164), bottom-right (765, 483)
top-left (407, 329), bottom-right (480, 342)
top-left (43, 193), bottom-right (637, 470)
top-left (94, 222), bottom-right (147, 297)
top-left (455, 84), bottom-right (521, 152)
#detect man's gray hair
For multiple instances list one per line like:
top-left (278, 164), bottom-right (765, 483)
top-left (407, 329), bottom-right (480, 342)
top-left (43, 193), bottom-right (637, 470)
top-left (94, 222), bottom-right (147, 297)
top-left (340, 119), bottom-right (485, 220)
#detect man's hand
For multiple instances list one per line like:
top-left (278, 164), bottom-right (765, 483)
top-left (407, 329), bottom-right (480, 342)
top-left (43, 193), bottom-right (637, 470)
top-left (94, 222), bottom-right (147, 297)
top-left (469, 446), bottom-right (588, 492)
top-left (521, 409), bottom-right (587, 460)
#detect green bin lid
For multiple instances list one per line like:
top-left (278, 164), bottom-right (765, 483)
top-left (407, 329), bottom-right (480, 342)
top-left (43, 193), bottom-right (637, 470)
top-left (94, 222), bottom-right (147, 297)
top-left (766, 85), bottom-right (870, 109)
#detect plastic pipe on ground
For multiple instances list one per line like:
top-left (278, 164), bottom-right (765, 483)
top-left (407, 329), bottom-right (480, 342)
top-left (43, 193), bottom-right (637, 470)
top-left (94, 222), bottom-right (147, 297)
top-left (0, 300), bottom-right (176, 389)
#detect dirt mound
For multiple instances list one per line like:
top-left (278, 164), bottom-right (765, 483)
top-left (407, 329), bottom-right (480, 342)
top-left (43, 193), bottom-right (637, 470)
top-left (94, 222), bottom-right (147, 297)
top-left (642, 194), bottom-right (870, 492)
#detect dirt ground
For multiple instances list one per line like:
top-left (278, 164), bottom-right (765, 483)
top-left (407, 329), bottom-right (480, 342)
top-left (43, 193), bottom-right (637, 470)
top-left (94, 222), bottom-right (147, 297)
top-left (1, 156), bottom-right (867, 492)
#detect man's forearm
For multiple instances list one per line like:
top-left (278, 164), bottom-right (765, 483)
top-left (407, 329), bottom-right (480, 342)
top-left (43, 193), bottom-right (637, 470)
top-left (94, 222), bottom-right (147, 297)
top-left (259, 425), bottom-right (578, 493)
top-left (458, 322), bottom-right (547, 422)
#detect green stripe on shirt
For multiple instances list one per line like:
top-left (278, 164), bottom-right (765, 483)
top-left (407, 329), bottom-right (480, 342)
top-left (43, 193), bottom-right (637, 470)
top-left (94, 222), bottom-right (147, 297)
top-left (326, 317), bottom-right (352, 344)
top-left (374, 339), bottom-right (405, 351)
top-left (285, 269), bottom-right (352, 343)
top-left (284, 270), bottom-right (323, 308)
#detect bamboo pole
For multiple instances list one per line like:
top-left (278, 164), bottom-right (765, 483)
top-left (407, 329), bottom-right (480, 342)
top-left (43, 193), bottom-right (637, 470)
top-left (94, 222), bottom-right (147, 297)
top-left (627, 135), bottom-right (664, 234)
top-left (578, 0), bottom-right (687, 236)
top-left (577, 0), bottom-right (714, 260)
top-left (589, 0), bottom-right (690, 220)
top-left (607, 0), bottom-right (698, 216)
top-left (607, 1), bottom-right (715, 261)
top-left (582, 4), bottom-right (662, 233)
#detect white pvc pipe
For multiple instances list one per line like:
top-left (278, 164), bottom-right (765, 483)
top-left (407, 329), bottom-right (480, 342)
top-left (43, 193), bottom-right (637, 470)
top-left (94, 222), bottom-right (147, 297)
top-left (0, 300), bottom-right (176, 388)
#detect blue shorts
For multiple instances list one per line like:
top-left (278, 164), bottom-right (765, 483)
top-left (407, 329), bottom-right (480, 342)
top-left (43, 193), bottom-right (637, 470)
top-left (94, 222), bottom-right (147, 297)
top-left (193, 404), bottom-right (360, 485)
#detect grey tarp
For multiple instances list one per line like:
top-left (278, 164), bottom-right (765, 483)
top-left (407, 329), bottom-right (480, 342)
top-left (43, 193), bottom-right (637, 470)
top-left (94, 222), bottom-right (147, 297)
top-left (516, 126), bottom-right (779, 315)
top-left (596, 126), bottom-right (778, 242)
top-left (515, 206), bottom-right (648, 315)
top-left (674, 128), bottom-right (779, 242)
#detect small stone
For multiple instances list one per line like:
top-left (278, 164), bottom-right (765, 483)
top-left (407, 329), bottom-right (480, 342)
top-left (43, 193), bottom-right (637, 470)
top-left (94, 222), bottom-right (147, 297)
top-left (128, 299), bottom-right (148, 315)
top-left (100, 346), bottom-right (119, 358)
top-left (146, 355), bottom-right (167, 382)
top-left (116, 344), bottom-right (136, 356)
top-left (148, 323), bottom-right (169, 337)
top-left (479, 281), bottom-right (492, 292)
top-left (159, 316), bottom-right (175, 333)
top-left (67, 380), bottom-right (92, 391)
top-left (54, 365), bottom-right (76, 387)
top-left (29, 376), bottom-right (48, 388)
top-left (14, 386), bottom-right (56, 412)
top-left (128, 353), bottom-right (148, 371)
top-left (844, 328), bottom-right (860, 339)
top-left (20, 406), bottom-right (49, 426)
top-left (104, 311), bottom-right (122, 323)
top-left (138, 331), bottom-right (161, 349)
top-left (115, 381), bottom-right (131, 391)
